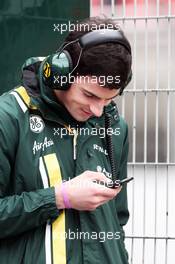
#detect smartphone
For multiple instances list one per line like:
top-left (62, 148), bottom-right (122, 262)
top-left (114, 177), bottom-right (134, 187)
top-left (95, 177), bottom-right (134, 188)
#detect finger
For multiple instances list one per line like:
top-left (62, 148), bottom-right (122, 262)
top-left (88, 172), bottom-right (113, 184)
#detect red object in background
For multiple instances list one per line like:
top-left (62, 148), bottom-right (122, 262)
top-left (92, 0), bottom-right (175, 14)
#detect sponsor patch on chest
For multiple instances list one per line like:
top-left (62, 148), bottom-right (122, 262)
top-left (33, 137), bottom-right (54, 154)
top-left (96, 165), bottom-right (112, 178)
top-left (93, 144), bottom-right (108, 156)
top-left (29, 115), bottom-right (45, 133)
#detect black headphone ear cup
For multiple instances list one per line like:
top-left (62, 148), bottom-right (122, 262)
top-left (61, 50), bottom-right (73, 90)
top-left (126, 70), bottom-right (132, 86)
top-left (119, 70), bottom-right (132, 95)
top-left (63, 50), bottom-right (73, 72)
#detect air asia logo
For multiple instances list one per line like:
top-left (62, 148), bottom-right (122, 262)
top-left (29, 115), bottom-right (45, 133)
top-left (43, 62), bottom-right (51, 78)
top-left (33, 137), bottom-right (54, 155)
top-left (96, 165), bottom-right (112, 178)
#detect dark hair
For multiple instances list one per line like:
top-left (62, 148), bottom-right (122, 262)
top-left (64, 17), bottom-right (132, 92)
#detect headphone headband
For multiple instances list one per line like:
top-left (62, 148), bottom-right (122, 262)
top-left (79, 29), bottom-right (131, 54)
top-left (42, 28), bottom-right (132, 91)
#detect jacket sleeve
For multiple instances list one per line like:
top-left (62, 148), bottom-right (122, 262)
top-left (115, 122), bottom-right (130, 228)
top-left (0, 106), bottom-right (59, 239)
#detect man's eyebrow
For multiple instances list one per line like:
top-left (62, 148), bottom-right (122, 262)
top-left (82, 88), bottom-right (118, 100)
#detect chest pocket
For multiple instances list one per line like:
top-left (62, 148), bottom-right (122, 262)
top-left (75, 136), bottom-right (113, 179)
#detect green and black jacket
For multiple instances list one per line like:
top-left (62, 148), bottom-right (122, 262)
top-left (0, 57), bottom-right (129, 264)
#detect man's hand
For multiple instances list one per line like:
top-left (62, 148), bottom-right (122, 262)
top-left (55, 170), bottom-right (122, 211)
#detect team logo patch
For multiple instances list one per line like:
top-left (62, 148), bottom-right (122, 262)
top-left (43, 62), bottom-right (51, 78)
top-left (96, 165), bottom-right (112, 178)
top-left (29, 115), bottom-right (45, 133)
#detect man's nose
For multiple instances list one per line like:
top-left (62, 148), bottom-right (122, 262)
top-left (89, 101), bottom-right (105, 117)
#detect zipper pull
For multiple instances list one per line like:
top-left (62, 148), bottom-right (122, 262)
top-left (73, 130), bottom-right (78, 160)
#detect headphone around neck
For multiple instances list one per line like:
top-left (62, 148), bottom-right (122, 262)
top-left (41, 29), bottom-right (132, 92)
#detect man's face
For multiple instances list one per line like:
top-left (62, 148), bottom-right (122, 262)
top-left (54, 76), bottom-right (121, 122)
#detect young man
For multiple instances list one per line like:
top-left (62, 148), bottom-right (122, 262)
top-left (0, 18), bottom-right (132, 263)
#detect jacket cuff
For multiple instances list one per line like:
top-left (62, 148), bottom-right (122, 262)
top-left (38, 187), bottom-right (60, 221)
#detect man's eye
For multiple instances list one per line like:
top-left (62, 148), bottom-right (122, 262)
top-left (85, 93), bottom-right (93, 98)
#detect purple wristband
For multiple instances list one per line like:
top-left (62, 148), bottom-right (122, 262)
top-left (61, 182), bottom-right (71, 209)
